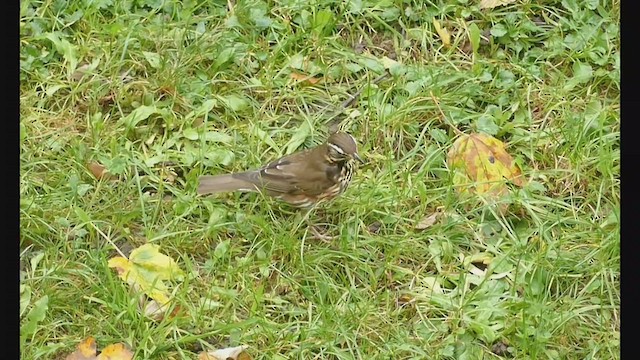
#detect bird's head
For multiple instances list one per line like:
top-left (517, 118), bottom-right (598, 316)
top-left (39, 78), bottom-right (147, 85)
top-left (326, 132), bottom-right (363, 164)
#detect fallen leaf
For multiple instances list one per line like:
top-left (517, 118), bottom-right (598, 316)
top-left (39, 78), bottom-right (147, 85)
top-left (87, 161), bottom-right (110, 180)
top-left (432, 19), bottom-right (451, 47)
top-left (128, 244), bottom-right (184, 280)
top-left (415, 206), bottom-right (444, 230)
top-left (66, 337), bottom-right (133, 360)
top-left (66, 337), bottom-right (97, 360)
top-left (96, 343), bottom-right (134, 360)
top-left (199, 345), bottom-right (251, 360)
top-left (447, 133), bottom-right (524, 198)
top-left (143, 300), bottom-right (169, 321)
top-left (143, 300), bottom-right (184, 321)
top-left (108, 244), bottom-right (184, 319)
top-left (479, 0), bottom-right (516, 10)
top-left (289, 72), bottom-right (321, 85)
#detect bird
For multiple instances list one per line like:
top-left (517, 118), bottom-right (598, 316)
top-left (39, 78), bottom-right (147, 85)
top-left (197, 131), bottom-right (363, 208)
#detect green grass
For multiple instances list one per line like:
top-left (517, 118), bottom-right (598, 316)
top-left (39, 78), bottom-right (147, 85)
top-left (20, 0), bottom-right (619, 358)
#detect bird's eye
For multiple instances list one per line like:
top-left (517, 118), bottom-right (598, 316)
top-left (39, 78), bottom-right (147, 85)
top-left (329, 148), bottom-right (345, 159)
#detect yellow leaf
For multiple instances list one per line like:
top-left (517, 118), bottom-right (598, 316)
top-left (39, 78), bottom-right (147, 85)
top-left (65, 337), bottom-right (97, 360)
top-left (65, 338), bottom-right (133, 360)
top-left (107, 257), bottom-right (131, 277)
top-left (108, 244), bottom-right (184, 317)
top-left (199, 345), bottom-right (251, 360)
top-left (479, 0), bottom-right (516, 10)
top-left (108, 256), bottom-right (170, 302)
top-left (432, 19), bottom-right (451, 47)
top-left (447, 133), bottom-right (523, 197)
top-left (95, 343), bottom-right (133, 360)
top-left (129, 244), bottom-right (184, 281)
top-left (289, 72), bottom-right (321, 85)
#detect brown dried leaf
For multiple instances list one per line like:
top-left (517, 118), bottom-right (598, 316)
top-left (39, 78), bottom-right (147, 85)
top-left (415, 207), bottom-right (444, 230)
top-left (199, 345), bottom-right (251, 360)
top-left (289, 72), bottom-right (321, 85)
top-left (87, 161), bottom-right (110, 180)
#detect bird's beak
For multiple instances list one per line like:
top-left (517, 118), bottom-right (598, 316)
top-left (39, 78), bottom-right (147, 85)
top-left (353, 153), bottom-right (364, 164)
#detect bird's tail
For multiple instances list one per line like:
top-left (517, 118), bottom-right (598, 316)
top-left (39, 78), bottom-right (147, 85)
top-left (197, 173), bottom-right (258, 195)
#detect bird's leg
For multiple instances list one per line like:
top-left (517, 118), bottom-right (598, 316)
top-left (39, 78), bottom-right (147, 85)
top-left (307, 222), bottom-right (334, 242)
top-left (296, 205), bottom-right (335, 242)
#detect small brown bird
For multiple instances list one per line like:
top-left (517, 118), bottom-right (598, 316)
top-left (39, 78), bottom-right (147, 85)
top-left (197, 132), bottom-right (363, 210)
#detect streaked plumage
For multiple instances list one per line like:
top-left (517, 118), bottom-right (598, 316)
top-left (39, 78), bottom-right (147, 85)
top-left (197, 132), bottom-right (363, 208)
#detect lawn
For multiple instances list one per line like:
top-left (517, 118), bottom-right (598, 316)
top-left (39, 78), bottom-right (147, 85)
top-left (20, 0), bottom-right (619, 359)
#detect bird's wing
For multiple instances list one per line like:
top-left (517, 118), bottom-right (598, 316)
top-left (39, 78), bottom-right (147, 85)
top-left (233, 148), bottom-right (339, 196)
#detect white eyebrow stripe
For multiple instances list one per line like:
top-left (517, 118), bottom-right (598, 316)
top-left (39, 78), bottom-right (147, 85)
top-left (328, 143), bottom-right (345, 154)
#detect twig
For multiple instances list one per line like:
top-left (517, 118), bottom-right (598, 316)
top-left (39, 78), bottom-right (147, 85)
top-left (327, 72), bottom-right (390, 133)
top-left (88, 222), bottom-right (128, 259)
